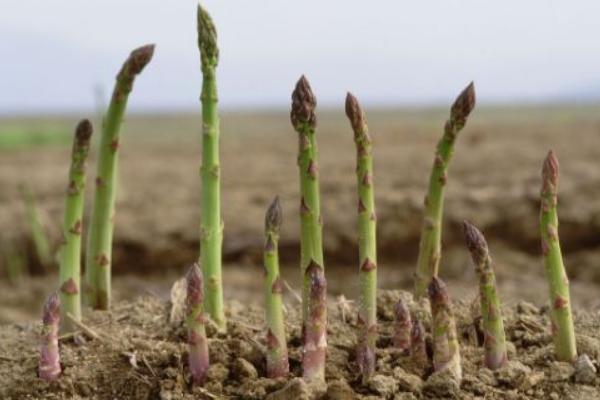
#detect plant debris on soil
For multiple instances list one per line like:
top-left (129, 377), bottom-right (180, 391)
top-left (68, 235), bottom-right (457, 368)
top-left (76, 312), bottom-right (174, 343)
top-left (2, 287), bottom-right (599, 399)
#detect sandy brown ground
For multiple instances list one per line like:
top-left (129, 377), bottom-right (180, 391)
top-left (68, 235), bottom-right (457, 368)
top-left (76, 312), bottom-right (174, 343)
top-left (2, 105), bottom-right (600, 323)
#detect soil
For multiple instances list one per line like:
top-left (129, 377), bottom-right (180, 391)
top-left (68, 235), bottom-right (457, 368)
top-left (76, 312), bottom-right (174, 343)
top-left (1, 287), bottom-right (599, 399)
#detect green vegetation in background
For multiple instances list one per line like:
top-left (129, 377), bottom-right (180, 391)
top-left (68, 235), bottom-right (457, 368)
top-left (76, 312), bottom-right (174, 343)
top-left (0, 128), bottom-right (71, 151)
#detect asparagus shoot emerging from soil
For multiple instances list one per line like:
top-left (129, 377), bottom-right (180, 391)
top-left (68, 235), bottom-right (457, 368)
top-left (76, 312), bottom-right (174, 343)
top-left (302, 262), bottom-right (327, 382)
top-left (462, 221), bottom-right (508, 369)
top-left (291, 76), bottom-right (325, 327)
top-left (186, 263), bottom-right (210, 385)
top-left (393, 298), bottom-right (412, 352)
top-left (264, 196), bottom-right (289, 378)
top-left (429, 277), bottom-right (462, 381)
top-left (39, 292), bottom-right (61, 381)
top-left (197, 4), bottom-right (226, 331)
top-left (414, 82), bottom-right (476, 298)
top-left (410, 317), bottom-right (428, 368)
top-left (540, 151), bottom-right (577, 362)
top-left (345, 92), bottom-right (378, 381)
top-left (85, 44), bottom-right (155, 310)
top-left (59, 120), bottom-right (92, 333)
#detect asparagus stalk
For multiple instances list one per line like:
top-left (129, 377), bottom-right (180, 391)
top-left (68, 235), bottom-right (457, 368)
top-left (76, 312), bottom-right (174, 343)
top-left (85, 44), bottom-right (155, 310)
top-left (290, 75), bottom-right (325, 327)
top-left (264, 196), bottom-right (289, 378)
top-left (410, 317), bottom-right (428, 368)
top-left (540, 151), bottom-right (577, 362)
top-left (197, 5), bottom-right (226, 331)
top-left (39, 292), bottom-right (61, 381)
top-left (429, 277), bottom-right (461, 381)
top-left (302, 262), bottom-right (327, 382)
top-left (20, 184), bottom-right (52, 269)
top-left (393, 298), bottom-right (412, 352)
top-left (186, 263), bottom-right (210, 384)
top-left (345, 92), bottom-right (378, 381)
top-left (462, 221), bottom-right (508, 369)
top-left (59, 120), bottom-right (92, 333)
top-left (414, 82), bottom-right (476, 298)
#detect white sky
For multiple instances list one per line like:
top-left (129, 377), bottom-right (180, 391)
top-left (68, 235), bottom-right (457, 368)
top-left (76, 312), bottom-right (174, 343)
top-left (1, 0), bottom-right (600, 113)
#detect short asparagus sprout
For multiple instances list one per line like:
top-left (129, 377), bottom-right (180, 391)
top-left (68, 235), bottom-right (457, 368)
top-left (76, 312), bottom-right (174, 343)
top-left (59, 119), bottom-right (92, 334)
top-left (186, 263), bottom-right (210, 384)
top-left (410, 318), bottom-right (428, 369)
top-left (85, 44), bottom-right (155, 310)
top-left (264, 196), bottom-right (289, 378)
top-left (393, 298), bottom-right (412, 352)
top-left (463, 220), bottom-right (508, 369)
top-left (197, 4), bottom-right (226, 331)
top-left (291, 76), bottom-right (325, 329)
top-left (39, 292), bottom-right (61, 381)
top-left (540, 151), bottom-right (577, 362)
top-left (429, 277), bottom-right (462, 382)
top-left (414, 82), bottom-right (476, 298)
top-left (302, 262), bottom-right (327, 383)
top-left (345, 92), bottom-right (378, 382)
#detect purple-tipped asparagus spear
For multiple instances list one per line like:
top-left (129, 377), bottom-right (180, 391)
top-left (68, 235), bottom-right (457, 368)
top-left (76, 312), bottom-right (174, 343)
top-left (186, 263), bottom-right (210, 384)
top-left (39, 292), bottom-right (61, 381)
top-left (429, 277), bottom-right (461, 381)
top-left (410, 317), bottom-right (428, 368)
top-left (302, 261), bottom-right (327, 382)
top-left (393, 298), bottom-right (412, 352)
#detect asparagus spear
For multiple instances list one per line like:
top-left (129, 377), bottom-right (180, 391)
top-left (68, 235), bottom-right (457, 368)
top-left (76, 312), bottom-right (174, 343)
top-left (20, 184), bottom-right (52, 269)
top-left (264, 196), bottom-right (289, 378)
top-left (302, 262), bottom-right (327, 382)
top-left (410, 317), bottom-right (428, 369)
top-left (429, 277), bottom-right (461, 381)
top-left (393, 298), bottom-right (412, 352)
top-left (186, 263), bottom-right (210, 384)
top-left (59, 119), bottom-right (92, 333)
top-left (414, 82), bottom-right (476, 298)
top-left (540, 151), bottom-right (577, 362)
top-left (197, 4), bottom-right (226, 331)
top-left (290, 75), bottom-right (325, 327)
top-left (462, 221), bottom-right (508, 369)
top-left (39, 292), bottom-right (61, 381)
top-left (345, 92), bottom-right (378, 382)
top-left (85, 44), bottom-right (155, 310)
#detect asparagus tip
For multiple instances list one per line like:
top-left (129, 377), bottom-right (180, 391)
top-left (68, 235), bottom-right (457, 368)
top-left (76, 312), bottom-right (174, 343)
top-left (428, 276), bottom-right (449, 305)
top-left (265, 196), bottom-right (283, 232)
top-left (542, 150), bottom-right (559, 187)
top-left (126, 44), bottom-right (156, 76)
top-left (186, 263), bottom-right (204, 305)
top-left (75, 119), bottom-right (93, 144)
top-left (291, 75), bottom-right (317, 130)
top-left (344, 91), bottom-right (364, 133)
top-left (451, 81), bottom-right (476, 122)
top-left (197, 4), bottom-right (219, 67)
top-left (43, 292), bottom-right (60, 325)
top-left (462, 220), bottom-right (488, 264)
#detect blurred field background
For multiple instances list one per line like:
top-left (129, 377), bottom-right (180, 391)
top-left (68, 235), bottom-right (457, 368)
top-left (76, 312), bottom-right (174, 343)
top-left (2, 104), bottom-right (600, 323)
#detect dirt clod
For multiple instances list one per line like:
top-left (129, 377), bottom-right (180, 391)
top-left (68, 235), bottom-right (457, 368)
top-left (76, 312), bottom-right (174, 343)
top-left (574, 354), bottom-right (597, 384)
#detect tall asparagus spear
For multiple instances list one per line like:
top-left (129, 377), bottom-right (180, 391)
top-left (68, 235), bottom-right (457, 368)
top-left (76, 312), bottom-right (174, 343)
top-left (302, 262), bottom-right (327, 382)
top-left (39, 292), bottom-right (61, 381)
top-left (429, 277), bottom-right (462, 382)
top-left (85, 44), bottom-right (155, 310)
top-left (263, 196), bottom-right (289, 378)
top-left (540, 151), bottom-right (577, 362)
top-left (290, 75), bottom-right (325, 326)
top-left (59, 120), bottom-right (92, 333)
top-left (414, 83), bottom-right (476, 298)
top-left (345, 92), bottom-right (378, 381)
top-left (197, 4), bottom-right (226, 331)
top-left (186, 263), bottom-right (210, 384)
top-left (462, 221), bottom-right (508, 369)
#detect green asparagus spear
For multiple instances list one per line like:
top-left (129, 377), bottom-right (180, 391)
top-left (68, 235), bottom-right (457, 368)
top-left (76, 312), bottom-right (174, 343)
top-left (197, 4), bottom-right (226, 331)
top-left (85, 44), bottom-right (155, 310)
top-left (462, 220), bottom-right (508, 369)
top-left (59, 120), bottom-right (92, 333)
top-left (414, 82), bottom-right (476, 298)
top-left (540, 151), bottom-right (577, 362)
top-left (302, 262), bottom-right (327, 382)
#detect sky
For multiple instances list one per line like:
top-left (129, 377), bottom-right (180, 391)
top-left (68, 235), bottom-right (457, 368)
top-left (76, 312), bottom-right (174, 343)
top-left (1, 0), bottom-right (600, 113)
